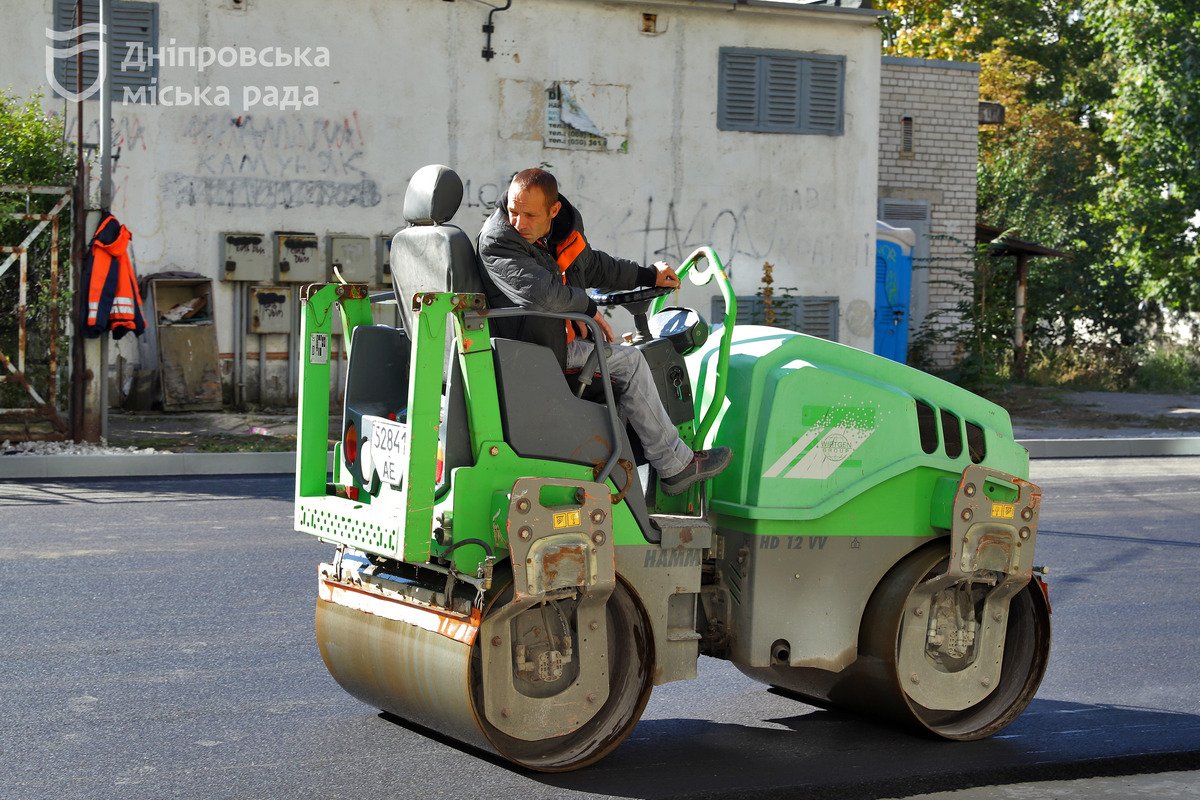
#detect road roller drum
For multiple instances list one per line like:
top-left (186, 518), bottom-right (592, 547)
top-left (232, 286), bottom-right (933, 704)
top-left (314, 478), bottom-right (655, 771)
top-left (291, 164), bottom-right (1052, 771)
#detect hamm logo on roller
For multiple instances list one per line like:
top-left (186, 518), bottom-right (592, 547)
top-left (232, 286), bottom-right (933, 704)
top-left (765, 409), bottom-right (876, 481)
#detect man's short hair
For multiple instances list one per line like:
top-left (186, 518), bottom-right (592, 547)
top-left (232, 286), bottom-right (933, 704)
top-left (510, 168), bottom-right (559, 207)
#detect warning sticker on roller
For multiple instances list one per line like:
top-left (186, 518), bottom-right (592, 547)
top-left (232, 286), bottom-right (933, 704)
top-left (309, 333), bottom-right (329, 365)
top-left (553, 510), bottom-right (581, 529)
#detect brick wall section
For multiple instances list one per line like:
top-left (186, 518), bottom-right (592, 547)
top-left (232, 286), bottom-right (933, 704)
top-left (878, 57), bottom-right (979, 368)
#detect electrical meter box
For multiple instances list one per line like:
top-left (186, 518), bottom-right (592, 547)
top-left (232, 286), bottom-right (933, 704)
top-left (275, 232), bottom-right (321, 283)
top-left (248, 286), bottom-right (292, 334)
top-left (221, 233), bottom-right (272, 282)
top-left (327, 235), bottom-right (375, 285)
top-left (376, 234), bottom-right (394, 288)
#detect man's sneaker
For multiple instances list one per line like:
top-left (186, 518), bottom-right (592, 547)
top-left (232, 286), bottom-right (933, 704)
top-left (659, 447), bottom-right (733, 497)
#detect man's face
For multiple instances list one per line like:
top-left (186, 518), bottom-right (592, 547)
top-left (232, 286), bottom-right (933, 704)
top-left (507, 184), bottom-right (561, 244)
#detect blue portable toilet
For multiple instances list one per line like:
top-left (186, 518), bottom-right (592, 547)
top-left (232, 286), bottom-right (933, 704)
top-left (874, 221), bottom-right (916, 363)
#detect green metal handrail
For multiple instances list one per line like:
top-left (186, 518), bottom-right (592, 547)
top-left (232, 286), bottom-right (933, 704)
top-left (651, 247), bottom-right (736, 448)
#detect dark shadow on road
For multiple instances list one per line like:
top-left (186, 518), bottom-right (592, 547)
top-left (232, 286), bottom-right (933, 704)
top-left (385, 699), bottom-right (1200, 800)
top-left (1040, 528), bottom-right (1200, 549)
top-left (0, 474), bottom-right (294, 505)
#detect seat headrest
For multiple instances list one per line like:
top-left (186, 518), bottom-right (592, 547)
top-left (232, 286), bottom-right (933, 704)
top-left (403, 164), bottom-right (463, 226)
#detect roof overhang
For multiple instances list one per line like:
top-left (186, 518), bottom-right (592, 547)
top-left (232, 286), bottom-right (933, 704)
top-left (603, 0), bottom-right (885, 24)
top-left (977, 223), bottom-right (1071, 260)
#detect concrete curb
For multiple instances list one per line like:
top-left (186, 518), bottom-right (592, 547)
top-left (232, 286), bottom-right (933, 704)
top-left (1020, 437), bottom-right (1200, 459)
top-left (0, 451), bottom-right (305, 480)
top-left (3, 438), bottom-right (1199, 480)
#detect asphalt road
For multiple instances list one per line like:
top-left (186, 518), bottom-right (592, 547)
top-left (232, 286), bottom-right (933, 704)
top-left (2, 457), bottom-right (1199, 800)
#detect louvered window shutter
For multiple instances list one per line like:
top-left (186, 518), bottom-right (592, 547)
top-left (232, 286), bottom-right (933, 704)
top-left (763, 56), bottom-right (801, 131)
top-left (719, 48), bottom-right (844, 135)
top-left (718, 51), bottom-right (760, 130)
top-left (715, 295), bottom-right (840, 341)
top-left (52, 0), bottom-right (158, 100)
top-left (802, 57), bottom-right (844, 134)
top-left (797, 296), bottom-right (840, 340)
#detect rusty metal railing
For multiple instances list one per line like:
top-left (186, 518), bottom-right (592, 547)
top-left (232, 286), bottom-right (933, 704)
top-left (0, 185), bottom-right (72, 440)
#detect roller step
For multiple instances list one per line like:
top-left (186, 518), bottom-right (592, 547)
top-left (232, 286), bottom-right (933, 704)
top-left (648, 514), bottom-right (712, 549)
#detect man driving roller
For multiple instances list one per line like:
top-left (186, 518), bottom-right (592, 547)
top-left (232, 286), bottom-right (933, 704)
top-left (477, 167), bottom-right (731, 497)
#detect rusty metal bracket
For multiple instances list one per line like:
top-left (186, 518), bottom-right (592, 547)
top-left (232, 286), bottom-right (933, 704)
top-left (480, 477), bottom-right (616, 741)
top-left (897, 464), bottom-right (1042, 711)
top-left (593, 457), bottom-right (634, 505)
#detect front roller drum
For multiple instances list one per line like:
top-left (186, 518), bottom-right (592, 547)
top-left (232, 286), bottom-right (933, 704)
top-left (761, 467), bottom-right (1050, 739)
top-left (315, 572), bottom-right (654, 771)
top-left (852, 543), bottom-right (1052, 739)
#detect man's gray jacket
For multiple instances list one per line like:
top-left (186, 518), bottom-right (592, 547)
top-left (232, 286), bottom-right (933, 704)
top-left (477, 193), bottom-right (655, 368)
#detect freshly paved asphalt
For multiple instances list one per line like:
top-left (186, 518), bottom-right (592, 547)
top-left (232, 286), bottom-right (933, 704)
top-left (2, 457), bottom-right (1198, 800)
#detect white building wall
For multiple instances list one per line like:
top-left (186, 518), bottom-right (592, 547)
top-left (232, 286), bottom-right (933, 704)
top-left (6, 0), bottom-right (881, 405)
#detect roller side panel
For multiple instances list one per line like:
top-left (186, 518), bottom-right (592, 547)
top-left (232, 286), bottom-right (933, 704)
top-left (717, 529), bottom-right (932, 671)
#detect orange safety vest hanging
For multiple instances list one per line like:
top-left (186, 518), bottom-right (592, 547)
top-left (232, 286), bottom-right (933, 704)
top-left (555, 230), bottom-right (586, 343)
top-left (82, 214), bottom-right (146, 339)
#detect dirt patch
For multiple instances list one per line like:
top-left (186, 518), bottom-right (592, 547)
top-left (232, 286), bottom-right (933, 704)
top-left (104, 410), bottom-right (333, 453)
top-left (982, 385), bottom-right (1200, 432)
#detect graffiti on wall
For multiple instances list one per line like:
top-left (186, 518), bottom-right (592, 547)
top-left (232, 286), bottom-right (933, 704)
top-left (456, 170), bottom-right (845, 280)
top-left (64, 113), bottom-right (149, 207)
top-left (161, 112), bottom-right (381, 209)
top-left (618, 198), bottom-right (776, 273)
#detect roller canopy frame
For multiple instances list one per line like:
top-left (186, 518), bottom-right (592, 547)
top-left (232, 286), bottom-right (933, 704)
top-left (293, 285), bottom-right (659, 567)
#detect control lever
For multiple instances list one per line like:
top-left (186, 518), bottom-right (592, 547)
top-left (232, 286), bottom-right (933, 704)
top-left (575, 342), bottom-right (613, 398)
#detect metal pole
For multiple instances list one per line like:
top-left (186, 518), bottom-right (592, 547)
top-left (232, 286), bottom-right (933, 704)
top-left (1014, 254), bottom-right (1028, 380)
top-left (99, 0), bottom-right (112, 211)
top-left (18, 251), bottom-right (28, 374)
top-left (50, 215), bottom-right (60, 408)
top-left (288, 288), bottom-right (297, 406)
top-left (233, 282), bottom-right (243, 407)
top-left (258, 332), bottom-right (267, 405)
top-left (98, 0), bottom-right (111, 438)
top-left (71, 0), bottom-right (88, 441)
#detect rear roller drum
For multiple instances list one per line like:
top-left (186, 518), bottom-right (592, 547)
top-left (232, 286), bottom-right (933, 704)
top-left (316, 568), bottom-right (654, 772)
top-left (857, 543), bottom-right (1051, 739)
top-left (470, 575), bottom-right (655, 771)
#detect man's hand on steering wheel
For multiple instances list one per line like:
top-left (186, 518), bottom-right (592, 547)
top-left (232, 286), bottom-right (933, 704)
top-left (574, 312), bottom-right (615, 343)
top-left (653, 261), bottom-right (681, 288)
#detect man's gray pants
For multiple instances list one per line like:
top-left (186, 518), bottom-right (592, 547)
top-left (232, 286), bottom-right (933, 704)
top-left (565, 338), bottom-right (693, 479)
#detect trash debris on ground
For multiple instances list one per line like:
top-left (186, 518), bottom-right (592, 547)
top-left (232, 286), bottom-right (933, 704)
top-left (159, 294), bottom-right (211, 326)
top-left (1, 440), bottom-right (158, 457)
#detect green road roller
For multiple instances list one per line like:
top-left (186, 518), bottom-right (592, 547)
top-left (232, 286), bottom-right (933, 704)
top-left (293, 165), bottom-right (1050, 771)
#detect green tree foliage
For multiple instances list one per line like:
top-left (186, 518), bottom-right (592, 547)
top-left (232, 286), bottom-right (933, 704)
top-left (1086, 0), bottom-right (1200, 311)
top-left (0, 90), bottom-right (74, 186)
top-left (0, 90), bottom-right (75, 244)
top-left (0, 91), bottom-right (75, 409)
top-left (877, 0), bottom-right (1169, 381)
top-left (975, 44), bottom-right (1141, 352)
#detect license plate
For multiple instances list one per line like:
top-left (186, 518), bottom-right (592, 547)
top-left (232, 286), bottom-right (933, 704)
top-left (363, 415), bottom-right (408, 487)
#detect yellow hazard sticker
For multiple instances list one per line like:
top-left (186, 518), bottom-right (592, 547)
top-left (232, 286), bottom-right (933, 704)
top-left (991, 503), bottom-right (1015, 519)
top-left (553, 510), bottom-right (582, 529)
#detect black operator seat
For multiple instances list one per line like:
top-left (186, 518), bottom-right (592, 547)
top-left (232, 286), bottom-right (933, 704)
top-left (385, 164), bottom-right (484, 491)
top-left (390, 163), bottom-right (485, 327)
top-left (492, 339), bottom-right (661, 543)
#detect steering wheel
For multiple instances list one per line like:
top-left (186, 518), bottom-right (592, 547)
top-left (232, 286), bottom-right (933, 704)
top-left (588, 285), bottom-right (673, 308)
